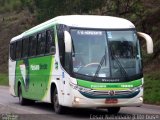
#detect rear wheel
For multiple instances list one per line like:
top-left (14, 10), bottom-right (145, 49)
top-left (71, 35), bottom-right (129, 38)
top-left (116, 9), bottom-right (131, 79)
top-left (18, 86), bottom-right (34, 105)
top-left (107, 107), bottom-right (120, 114)
top-left (52, 89), bottom-right (65, 114)
top-left (18, 86), bottom-right (27, 105)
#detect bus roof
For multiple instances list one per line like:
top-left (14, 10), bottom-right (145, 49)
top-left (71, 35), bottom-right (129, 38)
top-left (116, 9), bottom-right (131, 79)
top-left (11, 15), bottom-right (135, 42)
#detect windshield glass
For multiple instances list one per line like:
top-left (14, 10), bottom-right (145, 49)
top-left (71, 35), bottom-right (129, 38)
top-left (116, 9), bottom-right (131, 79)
top-left (107, 31), bottom-right (142, 78)
top-left (71, 29), bottom-right (142, 81)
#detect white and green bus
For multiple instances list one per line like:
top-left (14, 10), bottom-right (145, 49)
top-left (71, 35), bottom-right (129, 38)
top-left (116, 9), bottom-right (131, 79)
top-left (9, 15), bottom-right (153, 114)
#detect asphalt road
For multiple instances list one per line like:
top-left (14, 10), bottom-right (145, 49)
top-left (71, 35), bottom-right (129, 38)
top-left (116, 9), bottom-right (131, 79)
top-left (0, 86), bottom-right (160, 120)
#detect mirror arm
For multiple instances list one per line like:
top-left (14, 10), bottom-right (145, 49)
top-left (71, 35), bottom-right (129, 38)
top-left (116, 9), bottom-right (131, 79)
top-left (137, 32), bottom-right (153, 54)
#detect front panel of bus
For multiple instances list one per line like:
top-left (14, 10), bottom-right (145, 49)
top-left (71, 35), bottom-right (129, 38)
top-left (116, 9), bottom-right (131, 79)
top-left (63, 27), bottom-right (143, 107)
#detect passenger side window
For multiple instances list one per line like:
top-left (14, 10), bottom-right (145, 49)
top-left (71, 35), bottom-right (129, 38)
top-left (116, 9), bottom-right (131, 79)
top-left (10, 42), bottom-right (16, 60)
top-left (37, 32), bottom-right (46, 55)
top-left (22, 38), bottom-right (29, 58)
top-left (29, 35), bottom-right (37, 57)
top-left (46, 30), bottom-right (55, 54)
top-left (16, 40), bottom-right (22, 60)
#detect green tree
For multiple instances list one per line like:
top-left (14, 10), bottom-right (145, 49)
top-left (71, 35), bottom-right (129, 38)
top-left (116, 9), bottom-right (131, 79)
top-left (31, 0), bottom-right (144, 24)
top-left (33, 0), bottom-right (107, 22)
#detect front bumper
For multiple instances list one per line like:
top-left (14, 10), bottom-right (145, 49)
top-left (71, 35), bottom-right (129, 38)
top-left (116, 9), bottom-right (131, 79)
top-left (71, 88), bottom-right (143, 108)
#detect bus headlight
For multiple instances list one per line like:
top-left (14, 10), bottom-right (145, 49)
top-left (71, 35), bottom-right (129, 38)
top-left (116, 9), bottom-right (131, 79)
top-left (139, 96), bottom-right (143, 101)
top-left (74, 97), bottom-right (80, 103)
top-left (130, 86), bottom-right (142, 92)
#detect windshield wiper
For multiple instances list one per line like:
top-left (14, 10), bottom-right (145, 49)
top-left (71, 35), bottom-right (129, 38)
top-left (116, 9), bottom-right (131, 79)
top-left (110, 45), bottom-right (128, 80)
top-left (92, 48), bottom-right (107, 81)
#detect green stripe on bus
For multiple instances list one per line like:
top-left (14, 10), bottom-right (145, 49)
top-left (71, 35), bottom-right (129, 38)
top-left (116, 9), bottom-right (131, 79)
top-left (77, 79), bottom-right (142, 90)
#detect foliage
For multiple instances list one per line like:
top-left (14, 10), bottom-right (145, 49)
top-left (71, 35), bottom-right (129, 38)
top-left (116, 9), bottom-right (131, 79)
top-left (0, 0), bottom-right (22, 13)
top-left (144, 71), bottom-right (160, 105)
top-left (0, 0), bottom-right (146, 24)
top-left (32, 0), bottom-right (106, 22)
top-left (20, 0), bottom-right (35, 13)
top-left (0, 73), bottom-right (8, 86)
top-left (32, 0), bottom-right (144, 22)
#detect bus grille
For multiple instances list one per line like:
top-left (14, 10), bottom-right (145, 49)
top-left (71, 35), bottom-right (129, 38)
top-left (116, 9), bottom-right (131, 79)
top-left (82, 89), bottom-right (134, 96)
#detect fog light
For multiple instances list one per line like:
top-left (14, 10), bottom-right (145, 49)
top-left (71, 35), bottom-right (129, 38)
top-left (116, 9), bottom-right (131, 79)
top-left (74, 97), bottom-right (80, 103)
top-left (139, 96), bottom-right (143, 101)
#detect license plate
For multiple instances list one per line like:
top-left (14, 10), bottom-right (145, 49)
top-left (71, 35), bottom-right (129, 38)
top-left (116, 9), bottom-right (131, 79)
top-left (105, 99), bottom-right (118, 104)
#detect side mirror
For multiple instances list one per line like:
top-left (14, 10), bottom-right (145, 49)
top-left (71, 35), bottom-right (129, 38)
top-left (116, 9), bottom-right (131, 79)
top-left (64, 31), bottom-right (72, 53)
top-left (137, 32), bottom-right (153, 54)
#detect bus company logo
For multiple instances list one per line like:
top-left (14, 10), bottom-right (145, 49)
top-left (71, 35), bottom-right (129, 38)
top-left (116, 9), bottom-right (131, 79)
top-left (55, 61), bottom-right (58, 70)
top-left (102, 79), bottom-right (120, 82)
top-left (91, 85), bottom-right (106, 88)
top-left (30, 64), bottom-right (48, 71)
top-left (77, 30), bottom-right (102, 36)
top-left (31, 65), bottom-right (40, 71)
top-left (109, 90), bottom-right (115, 96)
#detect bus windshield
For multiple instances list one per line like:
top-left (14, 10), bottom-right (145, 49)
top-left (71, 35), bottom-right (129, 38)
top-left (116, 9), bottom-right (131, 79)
top-left (71, 29), bottom-right (142, 81)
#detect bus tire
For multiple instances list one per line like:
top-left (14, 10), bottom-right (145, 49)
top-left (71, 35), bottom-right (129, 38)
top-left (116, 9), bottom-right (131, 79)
top-left (18, 86), bottom-right (34, 105)
top-left (52, 88), bottom-right (65, 114)
top-left (18, 85), bottom-right (27, 105)
top-left (107, 107), bottom-right (120, 114)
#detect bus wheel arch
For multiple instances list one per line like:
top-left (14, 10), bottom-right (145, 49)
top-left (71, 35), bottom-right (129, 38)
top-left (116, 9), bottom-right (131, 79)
top-left (50, 82), bottom-right (65, 114)
top-left (50, 83), bottom-right (56, 103)
top-left (18, 82), bottom-right (26, 105)
top-left (18, 82), bottom-right (34, 105)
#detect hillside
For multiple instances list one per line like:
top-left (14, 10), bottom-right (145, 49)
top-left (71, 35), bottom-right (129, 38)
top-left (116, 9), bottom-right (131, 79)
top-left (140, 0), bottom-right (160, 73)
top-left (0, 0), bottom-right (159, 104)
top-left (0, 10), bottom-right (36, 72)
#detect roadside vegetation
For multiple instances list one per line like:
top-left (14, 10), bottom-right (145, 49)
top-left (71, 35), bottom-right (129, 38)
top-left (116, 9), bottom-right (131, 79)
top-left (0, 73), bottom-right (8, 86)
top-left (144, 71), bottom-right (160, 105)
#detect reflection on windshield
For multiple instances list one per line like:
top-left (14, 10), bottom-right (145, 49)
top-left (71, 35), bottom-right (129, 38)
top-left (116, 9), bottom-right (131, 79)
top-left (71, 29), bottom-right (142, 80)
top-left (71, 29), bottom-right (109, 77)
top-left (107, 31), bottom-right (142, 78)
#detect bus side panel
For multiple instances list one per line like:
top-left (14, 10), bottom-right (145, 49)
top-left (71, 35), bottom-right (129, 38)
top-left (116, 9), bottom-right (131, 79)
top-left (14, 56), bottom-right (53, 101)
top-left (28, 55), bottom-right (53, 100)
top-left (9, 59), bottom-right (16, 96)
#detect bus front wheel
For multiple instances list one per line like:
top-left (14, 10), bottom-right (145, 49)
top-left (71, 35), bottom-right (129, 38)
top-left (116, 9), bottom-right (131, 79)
top-left (107, 107), bottom-right (120, 114)
top-left (52, 89), bottom-right (65, 114)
